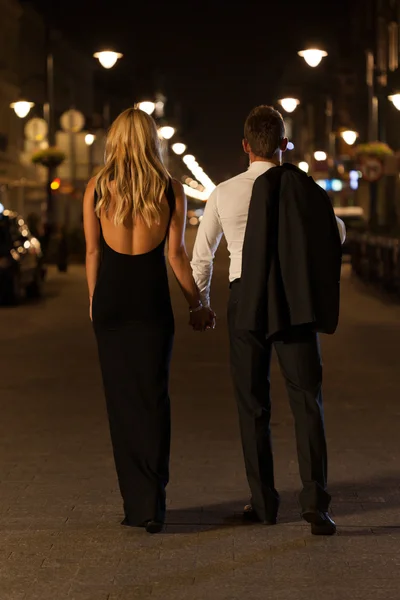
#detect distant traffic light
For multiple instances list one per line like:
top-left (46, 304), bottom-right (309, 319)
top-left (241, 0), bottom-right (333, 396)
top-left (50, 178), bottom-right (61, 190)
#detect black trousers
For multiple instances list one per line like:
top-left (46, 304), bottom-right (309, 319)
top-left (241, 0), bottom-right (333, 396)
top-left (228, 281), bottom-right (330, 519)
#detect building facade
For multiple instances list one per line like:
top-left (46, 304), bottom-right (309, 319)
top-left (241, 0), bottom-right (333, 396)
top-left (0, 0), bottom-right (96, 229)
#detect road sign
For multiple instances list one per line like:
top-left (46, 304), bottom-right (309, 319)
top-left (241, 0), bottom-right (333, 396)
top-left (60, 109), bottom-right (85, 133)
top-left (25, 118), bottom-right (48, 142)
top-left (359, 157), bottom-right (383, 182)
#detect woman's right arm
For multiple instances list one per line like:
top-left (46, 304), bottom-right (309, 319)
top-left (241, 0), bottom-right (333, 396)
top-left (167, 180), bottom-right (214, 330)
top-left (83, 177), bottom-right (100, 320)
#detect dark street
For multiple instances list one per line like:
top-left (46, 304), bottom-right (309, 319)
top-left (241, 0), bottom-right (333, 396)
top-left (0, 230), bottom-right (399, 600)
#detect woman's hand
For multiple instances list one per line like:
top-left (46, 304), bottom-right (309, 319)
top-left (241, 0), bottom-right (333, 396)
top-left (189, 307), bottom-right (216, 331)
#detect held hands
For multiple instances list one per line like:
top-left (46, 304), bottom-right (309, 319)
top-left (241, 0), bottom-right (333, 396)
top-left (189, 305), bottom-right (216, 332)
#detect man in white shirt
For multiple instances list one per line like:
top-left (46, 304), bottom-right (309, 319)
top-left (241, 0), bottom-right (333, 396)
top-left (191, 105), bottom-right (345, 535)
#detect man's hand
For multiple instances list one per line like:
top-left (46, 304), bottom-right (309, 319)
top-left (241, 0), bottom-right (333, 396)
top-left (189, 307), bottom-right (216, 331)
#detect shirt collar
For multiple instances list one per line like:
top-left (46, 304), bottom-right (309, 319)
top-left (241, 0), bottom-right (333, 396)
top-left (248, 160), bottom-right (276, 174)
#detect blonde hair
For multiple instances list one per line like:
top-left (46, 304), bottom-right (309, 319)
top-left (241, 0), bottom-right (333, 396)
top-left (95, 107), bottom-right (170, 227)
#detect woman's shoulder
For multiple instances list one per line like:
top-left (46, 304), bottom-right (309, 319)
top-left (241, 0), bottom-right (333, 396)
top-left (86, 176), bottom-right (97, 192)
top-left (171, 178), bottom-right (184, 197)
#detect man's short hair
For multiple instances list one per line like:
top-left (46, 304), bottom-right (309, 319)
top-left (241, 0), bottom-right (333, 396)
top-left (244, 105), bottom-right (285, 159)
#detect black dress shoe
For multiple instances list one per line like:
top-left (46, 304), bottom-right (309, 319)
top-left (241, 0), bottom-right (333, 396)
top-left (243, 504), bottom-right (277, 525)
top-left (302, 509), bottom-right (336, 536)
top-left (144, 520), bottom-right (164, 534)
top-left (120, 517), bottom-right (164, 534)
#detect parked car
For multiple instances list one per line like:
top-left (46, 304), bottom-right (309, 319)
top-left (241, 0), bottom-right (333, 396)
top-left (0, 206), bottom-right (43, 305)
top-left (334, 206), bottom-right (366, 255)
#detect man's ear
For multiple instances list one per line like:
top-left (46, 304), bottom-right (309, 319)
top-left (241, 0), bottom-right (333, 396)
top-left (280, 137), bottom-right (289, 152)
top-left (242, 139), bottom-right (251, 154)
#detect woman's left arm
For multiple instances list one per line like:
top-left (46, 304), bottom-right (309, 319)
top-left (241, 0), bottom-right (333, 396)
top-left (83, 177), bottom-right (100, 320)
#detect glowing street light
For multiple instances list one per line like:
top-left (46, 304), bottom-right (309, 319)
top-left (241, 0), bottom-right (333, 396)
top-left (314, 151), bottom-right (327, 161)
top-left (389, 93), bottom-right (400, 110)
top-left (138, 101), bottom-right (155, 115)
top-left (298, 161), bottom-right (309, 173)
top-left (158, 125), bottom-right (175, 140)
top-left (85, 133), bottom-right (96, 146)
top-left (93, 50), bottom-right (123, 69)
top-left (341, 130), bottom-right (358, 146)
top-left (279, 98), bottom-right (300, 113)
top-left (298, 48), bottom-right (328, 68)
top-left (10, 100), bottom-right (35, 118)
top-left (183, 154), bottom-right (196, 166)
top-left (172, 142), bottom-right (187, 155)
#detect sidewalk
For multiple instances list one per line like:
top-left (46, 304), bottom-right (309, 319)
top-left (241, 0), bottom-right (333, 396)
top-left (0, 231), bottom-right (399, 600)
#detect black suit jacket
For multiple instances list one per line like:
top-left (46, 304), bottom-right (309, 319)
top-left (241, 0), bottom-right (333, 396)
top-left (235, 163), bottom-right (342, 338)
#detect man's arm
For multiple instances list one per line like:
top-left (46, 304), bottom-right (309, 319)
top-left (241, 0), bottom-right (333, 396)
top-left (335, 216), bottom-right (346, 244)
top-left (191, 188), bottom-right (223, 307)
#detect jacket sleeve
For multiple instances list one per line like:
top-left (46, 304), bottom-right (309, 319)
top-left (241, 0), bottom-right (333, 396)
top-left (235, 174), bottom-right (270, 332)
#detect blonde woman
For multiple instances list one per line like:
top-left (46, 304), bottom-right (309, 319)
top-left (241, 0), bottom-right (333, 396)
top-left (83, 108), bottom-right (214, 534)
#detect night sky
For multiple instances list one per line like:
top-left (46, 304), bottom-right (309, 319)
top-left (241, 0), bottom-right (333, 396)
top-left (26, 0), bottom-right (353, 182)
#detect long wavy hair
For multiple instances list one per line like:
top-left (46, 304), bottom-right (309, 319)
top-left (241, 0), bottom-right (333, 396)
top-left (95, 107), bottom-right (170, 227)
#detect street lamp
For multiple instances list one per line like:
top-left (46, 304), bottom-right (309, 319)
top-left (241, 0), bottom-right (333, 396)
top-left (10, 100), bottom-right (35, 119)
top-left (183, 154), bottom-right (196, 166)
top-left (279, 98), bottom-right (300, 113)
top-left (298, 161), bottom-right (309, 173)
top-left (94, 50), bottom-right (123, 128)
top-left (172, 142), bottom-right (186, 155)
top-left (298, 48), bottom-right (328, 68)
top-left (340, 130), bottom-right (358, 146)
top-left (158, 126), bottom-right (175, 140)
top-left (138, 101), bottom-right (155, 115)
top-left (85, 133), bottom-right (96, 146)
top-left (388, 93), bottom-right (400, 110)
top-left (314, 151), bottom-right (327, 161)
top-left (93, 50), bottom-right (123, 69)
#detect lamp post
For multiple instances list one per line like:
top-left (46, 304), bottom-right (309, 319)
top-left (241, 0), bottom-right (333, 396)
top-left (278, 98), bottom-right (300, 158)
top-left (94, 50), bottom-right (123, 128)
top-left (297, 47), bottom-right (336, 176)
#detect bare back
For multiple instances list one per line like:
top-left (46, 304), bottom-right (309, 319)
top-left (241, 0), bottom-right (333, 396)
top-left (100, 183), bottom-right (171, 256)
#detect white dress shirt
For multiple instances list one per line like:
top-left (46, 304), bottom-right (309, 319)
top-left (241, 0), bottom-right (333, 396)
top-left (191, 160), bottom-right (346, 307)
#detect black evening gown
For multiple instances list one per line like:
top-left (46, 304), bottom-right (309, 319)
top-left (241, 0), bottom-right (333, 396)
top-left (92, 182), bottom-right (175, 525)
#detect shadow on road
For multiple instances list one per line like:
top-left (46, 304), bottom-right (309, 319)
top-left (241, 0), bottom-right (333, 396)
top-left (164, 476), bottom-right (400, 534)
